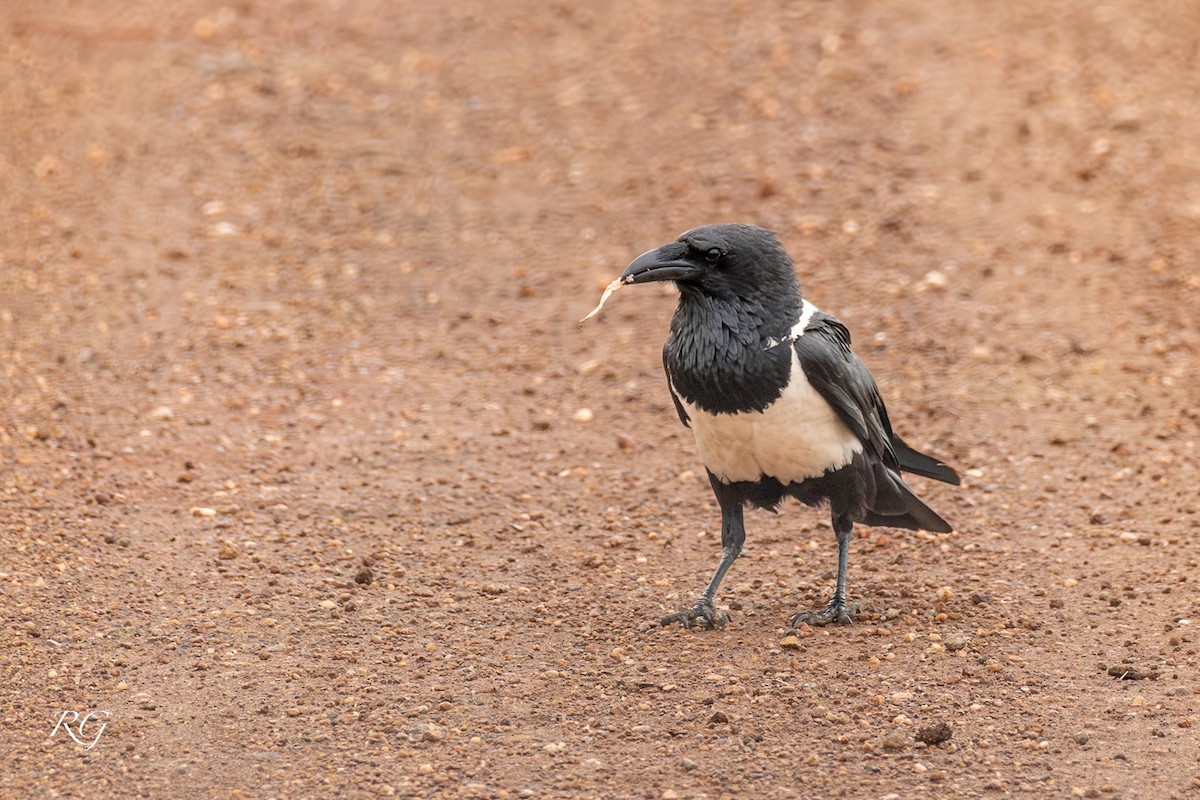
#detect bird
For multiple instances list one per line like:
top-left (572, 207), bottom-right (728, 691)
top-left (616, 223), bottom-right (960, 629)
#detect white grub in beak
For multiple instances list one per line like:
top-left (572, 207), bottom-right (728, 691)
top-left (578, 277), bottom-right (625, 326)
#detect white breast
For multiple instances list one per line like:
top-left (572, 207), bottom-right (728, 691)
top-left (676, 331), bottom-right (863, 485)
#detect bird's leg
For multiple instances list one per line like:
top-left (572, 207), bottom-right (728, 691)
top-left (791, 512), bottom-right (859, 627)
top-left (660, 490), bottom-right (744, 630)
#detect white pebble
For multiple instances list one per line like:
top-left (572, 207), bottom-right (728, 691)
top-left (919, 270), bottom-right (948, 290)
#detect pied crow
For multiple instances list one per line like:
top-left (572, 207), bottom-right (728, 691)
top-left (617, 223), bottom-right (960, 629)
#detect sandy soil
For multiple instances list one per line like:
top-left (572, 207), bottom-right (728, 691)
top-left (3, 1), bottom-right (1200, 798)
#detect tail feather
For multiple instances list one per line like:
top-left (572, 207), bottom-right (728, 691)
top-left (863, 459), bottom-right (953, 533)
top-left (891, 435), bottom-right (960, 486)
top-left (861, 502), bottom-right (952, 533)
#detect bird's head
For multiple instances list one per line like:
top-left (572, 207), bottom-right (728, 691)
top-left (620, 224), bottom-right (801, 308)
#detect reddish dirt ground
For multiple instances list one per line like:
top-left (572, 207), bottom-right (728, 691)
top-left (3, 1), bottom-right (1200, 798)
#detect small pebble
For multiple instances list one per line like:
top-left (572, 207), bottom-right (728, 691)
top-left (943, 633), bottom-right (970, 652)
top-left (915, 721), bottom-right (953, 745)
top-left (1108, 665), bottom-right (1159, 680)
top-left (918, 270), bottom-right (948, 291)
top-left (193, 17), bottom-right (217, 40)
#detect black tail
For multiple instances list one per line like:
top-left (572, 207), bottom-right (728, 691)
top-left (861, 457), bottom-right (954, 533)
top-left (891, 435), bottom-right (960, 486)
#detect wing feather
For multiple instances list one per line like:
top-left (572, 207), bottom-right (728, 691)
top-left (792, 314), bottom-right (899, 470)
top-left (662, 345), bottom-right (690, 428)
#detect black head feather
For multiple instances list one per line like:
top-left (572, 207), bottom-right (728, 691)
top-left (622, 224), bottom-right (805, 414)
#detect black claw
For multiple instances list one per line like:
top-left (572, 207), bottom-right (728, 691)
top-left (791, 599), bottom-right (859, 628)
top-left (659, 600), bottom-right (728, 630)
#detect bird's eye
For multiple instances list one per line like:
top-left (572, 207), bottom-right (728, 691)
top-left (704, 247), bottom-right (722, 263)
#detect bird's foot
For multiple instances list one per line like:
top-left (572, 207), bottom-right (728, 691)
top-left (790, 598), bottom-right (858, 628)
top-left (659, 599), bottom-right (728, 630)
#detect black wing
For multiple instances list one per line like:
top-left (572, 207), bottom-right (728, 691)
top-left (792, 313), bottom-right (899, 470)
top-left (794, 313), bottom-right (959, 485)
top-left (662, 345), bottom-right (690, 427)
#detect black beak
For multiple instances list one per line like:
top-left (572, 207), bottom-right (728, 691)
top-left (620, 243), bottom-right (701, 285)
